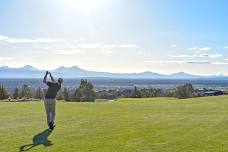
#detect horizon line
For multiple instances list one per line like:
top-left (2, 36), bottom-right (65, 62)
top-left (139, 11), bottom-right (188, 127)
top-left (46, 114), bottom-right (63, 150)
top-left (0, 64), bottom-right (226, 77)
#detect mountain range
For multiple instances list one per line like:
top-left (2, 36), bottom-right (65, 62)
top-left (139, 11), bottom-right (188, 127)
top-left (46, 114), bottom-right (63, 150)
top-left (0, 65), bottom-right (226, 79)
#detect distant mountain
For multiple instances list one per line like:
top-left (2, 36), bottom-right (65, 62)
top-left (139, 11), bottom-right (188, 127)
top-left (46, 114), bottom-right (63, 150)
top-left (168, 72), bottom-right (200, 79)
top-left (0, 65), bottom-right (226, 79)
top-left (20, 65), bottom-right (39, 71)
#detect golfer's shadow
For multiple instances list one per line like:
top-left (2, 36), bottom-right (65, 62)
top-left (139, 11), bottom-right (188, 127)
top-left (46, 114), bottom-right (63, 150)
top-left (19, 129), bottom-right (54, 151)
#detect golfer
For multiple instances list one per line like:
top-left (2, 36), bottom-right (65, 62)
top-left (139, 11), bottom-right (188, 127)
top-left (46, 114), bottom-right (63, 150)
top-left (43, 71), bottom-right (63, 130)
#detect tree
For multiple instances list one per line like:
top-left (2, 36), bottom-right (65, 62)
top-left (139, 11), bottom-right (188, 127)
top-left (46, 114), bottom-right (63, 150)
top-left (63, 87), bottom-right (71, 101)
top-left (13, 87), bottom-right (19, 99)
top-left (20, 84), bottom-right (32, 99)
top-left (72, 79), bottom-right (96, 102)
top-left (96, 90), bottom-right (120, 99)
top-left (132, 86), bottom-right (142, 98)
top-left (56, 90), bottom-right (64, 100)
top-left (35, 87), bottom-right (44, 99)
top-left (0, 85), bottom-right (9, 100)
top-left (176, 83), bottom-right (194, 99)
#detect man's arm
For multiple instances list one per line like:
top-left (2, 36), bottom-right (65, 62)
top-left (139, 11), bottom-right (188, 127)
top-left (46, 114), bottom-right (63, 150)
top-left (49, 72), bottom-right (56, 82)
top-left (43, 71), bottom-right (49, 84)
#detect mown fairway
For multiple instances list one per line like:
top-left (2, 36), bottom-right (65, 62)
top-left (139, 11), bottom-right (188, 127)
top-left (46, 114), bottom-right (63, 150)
top-left (1, 96), bottom-right (228, 152)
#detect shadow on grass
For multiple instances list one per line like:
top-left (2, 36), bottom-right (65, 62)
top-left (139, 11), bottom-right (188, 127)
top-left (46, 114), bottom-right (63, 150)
top-left (19, 128), bottom-right (54, 151)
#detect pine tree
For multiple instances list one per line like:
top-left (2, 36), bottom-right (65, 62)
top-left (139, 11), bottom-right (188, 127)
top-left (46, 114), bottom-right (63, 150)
top-left (63, 87), bottom-right (70, 101)
top-left (35, 87), bottom-right (44, 99)
top-left (13, 87), bottom-right (19, 99)
top-left (20, 84), bottom-right (32, 99)
top-left (0, 85), bottom-right (9, 100)
top-left (72, 79), bottom-right (95, 102)
top-left (56, 90), bottom-right (64, 100)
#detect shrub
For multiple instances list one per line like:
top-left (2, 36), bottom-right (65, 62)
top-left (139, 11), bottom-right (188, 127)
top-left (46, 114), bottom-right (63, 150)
top-left (175, 83), bottom-right (194, 99)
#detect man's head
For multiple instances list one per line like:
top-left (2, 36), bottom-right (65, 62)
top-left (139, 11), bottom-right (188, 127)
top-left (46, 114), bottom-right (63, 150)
top-left (58, 78), bottom-right (63, 84)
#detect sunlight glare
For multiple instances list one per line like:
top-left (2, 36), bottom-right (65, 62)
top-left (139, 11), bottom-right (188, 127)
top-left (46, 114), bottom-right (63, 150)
top-left (62, 0), bottom-right (106, 11)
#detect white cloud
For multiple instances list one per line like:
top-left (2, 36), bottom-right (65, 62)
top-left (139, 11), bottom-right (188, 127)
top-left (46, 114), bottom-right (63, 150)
top-left (196, 53), bottom-right (222, 58)
top-left (188, 47), bottom-right (198, 50)
top-left (0, 35), bottom-right (140, 50)
top-left (194, 50), bottom-right (203, 54)
top-left (76, 43), bottom-right (138, 49)
top-left (78, 43), bottom-right (101, 49)
top-left (55, 50), bottom-right (85, 55)
top-left (144, 60), bottom-right (211, 64)
top-left (169, 44), bottom-right (176, 48)
top-left (224, 46), bottom-right (228, 49)
top-left (100, 50), bottom-right (113, 54)
top-left (0, 34), bottom-right (64, 43)
top-left (208, 54), bottom-right (223, 58)
top-left (199, 47), bottom-right (211, 51)
top-left (145, 60), bottom-right (228, 65)
top-left (135, 51), bottom-right (143, 55)
top-left (169, 54), bottom-right (197, 58)
top-left (43, 46), bottom-right (51, 50)
top-left (212, 62), bottom-right (228, 65)
top-left (120, 44), bottom-right (138, 48)
top-left (185, 61), bottom-right (211, 64)
top-left (0, 35), bottom-right (8, 41)
top-left (102, 44), bottom-right (117, 48)
top-left (0, 57), bottom-right (13, 61)
top-left (170, 53), bottom-right (223, 59)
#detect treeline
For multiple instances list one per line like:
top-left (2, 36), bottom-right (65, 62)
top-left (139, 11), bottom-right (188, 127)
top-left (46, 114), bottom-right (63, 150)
top-left (0, 84), bottom-right (35, 100)
top-left (129, 83), bottom-right (196, 99)
top-left (56, 79), bottom-right (96, 102)
top-left (0, 79), bottom-right (96, 102)
top-left (0, 81), bottom-right (209, 101)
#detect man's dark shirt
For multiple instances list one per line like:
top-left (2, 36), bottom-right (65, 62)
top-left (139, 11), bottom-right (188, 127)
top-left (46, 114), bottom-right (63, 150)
top-left (45, 82), bottom-right (61, 99)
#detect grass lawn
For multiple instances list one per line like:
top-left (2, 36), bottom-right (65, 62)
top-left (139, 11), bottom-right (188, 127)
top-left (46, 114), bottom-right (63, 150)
top-left (1, 96), bottom-right (228, 152)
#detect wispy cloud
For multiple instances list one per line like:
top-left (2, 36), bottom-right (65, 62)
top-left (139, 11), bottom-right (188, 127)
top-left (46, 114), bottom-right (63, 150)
top-left (76, 43), bottom-right (138, 49)
top-left (102, 44), bottom-right (117, 48)
top-left (0, 57), bottom-right (13, 61)
top-left (119, 44), bottom-right (138, 48)
top-left (188, 47), bottom-right (198, 50)
top-left (145, 60), bottom-right (228, 65)
top-left (199, 47), bottom-right (211, 51)
top-left (212, 62), bottom-right (228, 65)
top-left (169, 55), bottom-right (197, 58)
top-left (169, 44), bottom-right (176, 48)
top-left (224, 46), bottom-right (228, 49)
top-left (170, 53), bottom-right (223, 59)
top-left (185, 61), bottom-right (211, 64)
top-left (100, 50), bottom-right (113, 54)
top-left (207, 54), bottom-right (223, 58)
top-left (144, 60), bottom-right (211, 64)
top-left (54, 50), bottom-right (85, 55)
top-left (77, 43), bottom-right (101, 49)
top-left (0, 34), bottom-right (64, 44)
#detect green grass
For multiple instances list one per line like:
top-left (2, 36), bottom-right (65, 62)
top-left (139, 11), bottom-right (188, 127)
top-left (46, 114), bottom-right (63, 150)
top-left (1, 96), bottom-right (228, 152)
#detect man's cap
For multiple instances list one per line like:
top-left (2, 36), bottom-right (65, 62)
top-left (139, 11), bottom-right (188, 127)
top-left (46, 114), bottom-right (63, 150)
top-left (58, 78), bottom-right (63, 83)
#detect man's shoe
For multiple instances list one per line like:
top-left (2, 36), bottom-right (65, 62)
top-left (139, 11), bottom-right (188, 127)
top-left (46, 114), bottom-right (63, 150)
top-left (49, 122), bottom-right (53, 129)
top-left (49, 122), bottom-right (55, 130)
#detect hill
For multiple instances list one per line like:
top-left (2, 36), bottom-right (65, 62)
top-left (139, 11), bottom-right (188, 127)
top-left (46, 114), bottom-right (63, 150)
top-left (1, 96), bottom-right (228, 151)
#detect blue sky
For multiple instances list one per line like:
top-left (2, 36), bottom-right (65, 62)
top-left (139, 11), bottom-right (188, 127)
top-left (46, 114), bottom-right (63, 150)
top-left (0, 0), bottom-right (228, 75)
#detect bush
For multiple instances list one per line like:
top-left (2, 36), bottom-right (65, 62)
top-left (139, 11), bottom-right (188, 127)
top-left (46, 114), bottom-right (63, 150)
top-left (0, 85), bottom-right (9, 100)
top-left (175, 83), bottom-right (194, 99)
top-left (35, 87), bottom-right (44, 99)
top-left (72, 79), bottom-right (96, 102)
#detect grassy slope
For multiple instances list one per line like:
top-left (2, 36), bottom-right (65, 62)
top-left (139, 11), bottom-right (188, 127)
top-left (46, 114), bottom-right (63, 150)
top-left (1, 96), bottom-right (228, 152)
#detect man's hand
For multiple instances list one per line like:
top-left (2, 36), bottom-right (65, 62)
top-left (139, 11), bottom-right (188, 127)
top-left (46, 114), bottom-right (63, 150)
top-left (43, 71), bottom-right (49, 84)
top-left (49, 72), bottom-right (56, 82)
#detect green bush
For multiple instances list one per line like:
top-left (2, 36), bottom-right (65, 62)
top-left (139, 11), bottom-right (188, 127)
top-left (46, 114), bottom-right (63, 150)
top-left (175, 83), bottom-right (194, 99)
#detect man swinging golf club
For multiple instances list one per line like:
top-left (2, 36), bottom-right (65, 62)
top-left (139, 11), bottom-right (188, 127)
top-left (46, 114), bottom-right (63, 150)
top-left (43, 71), bottom-right (63, 130)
